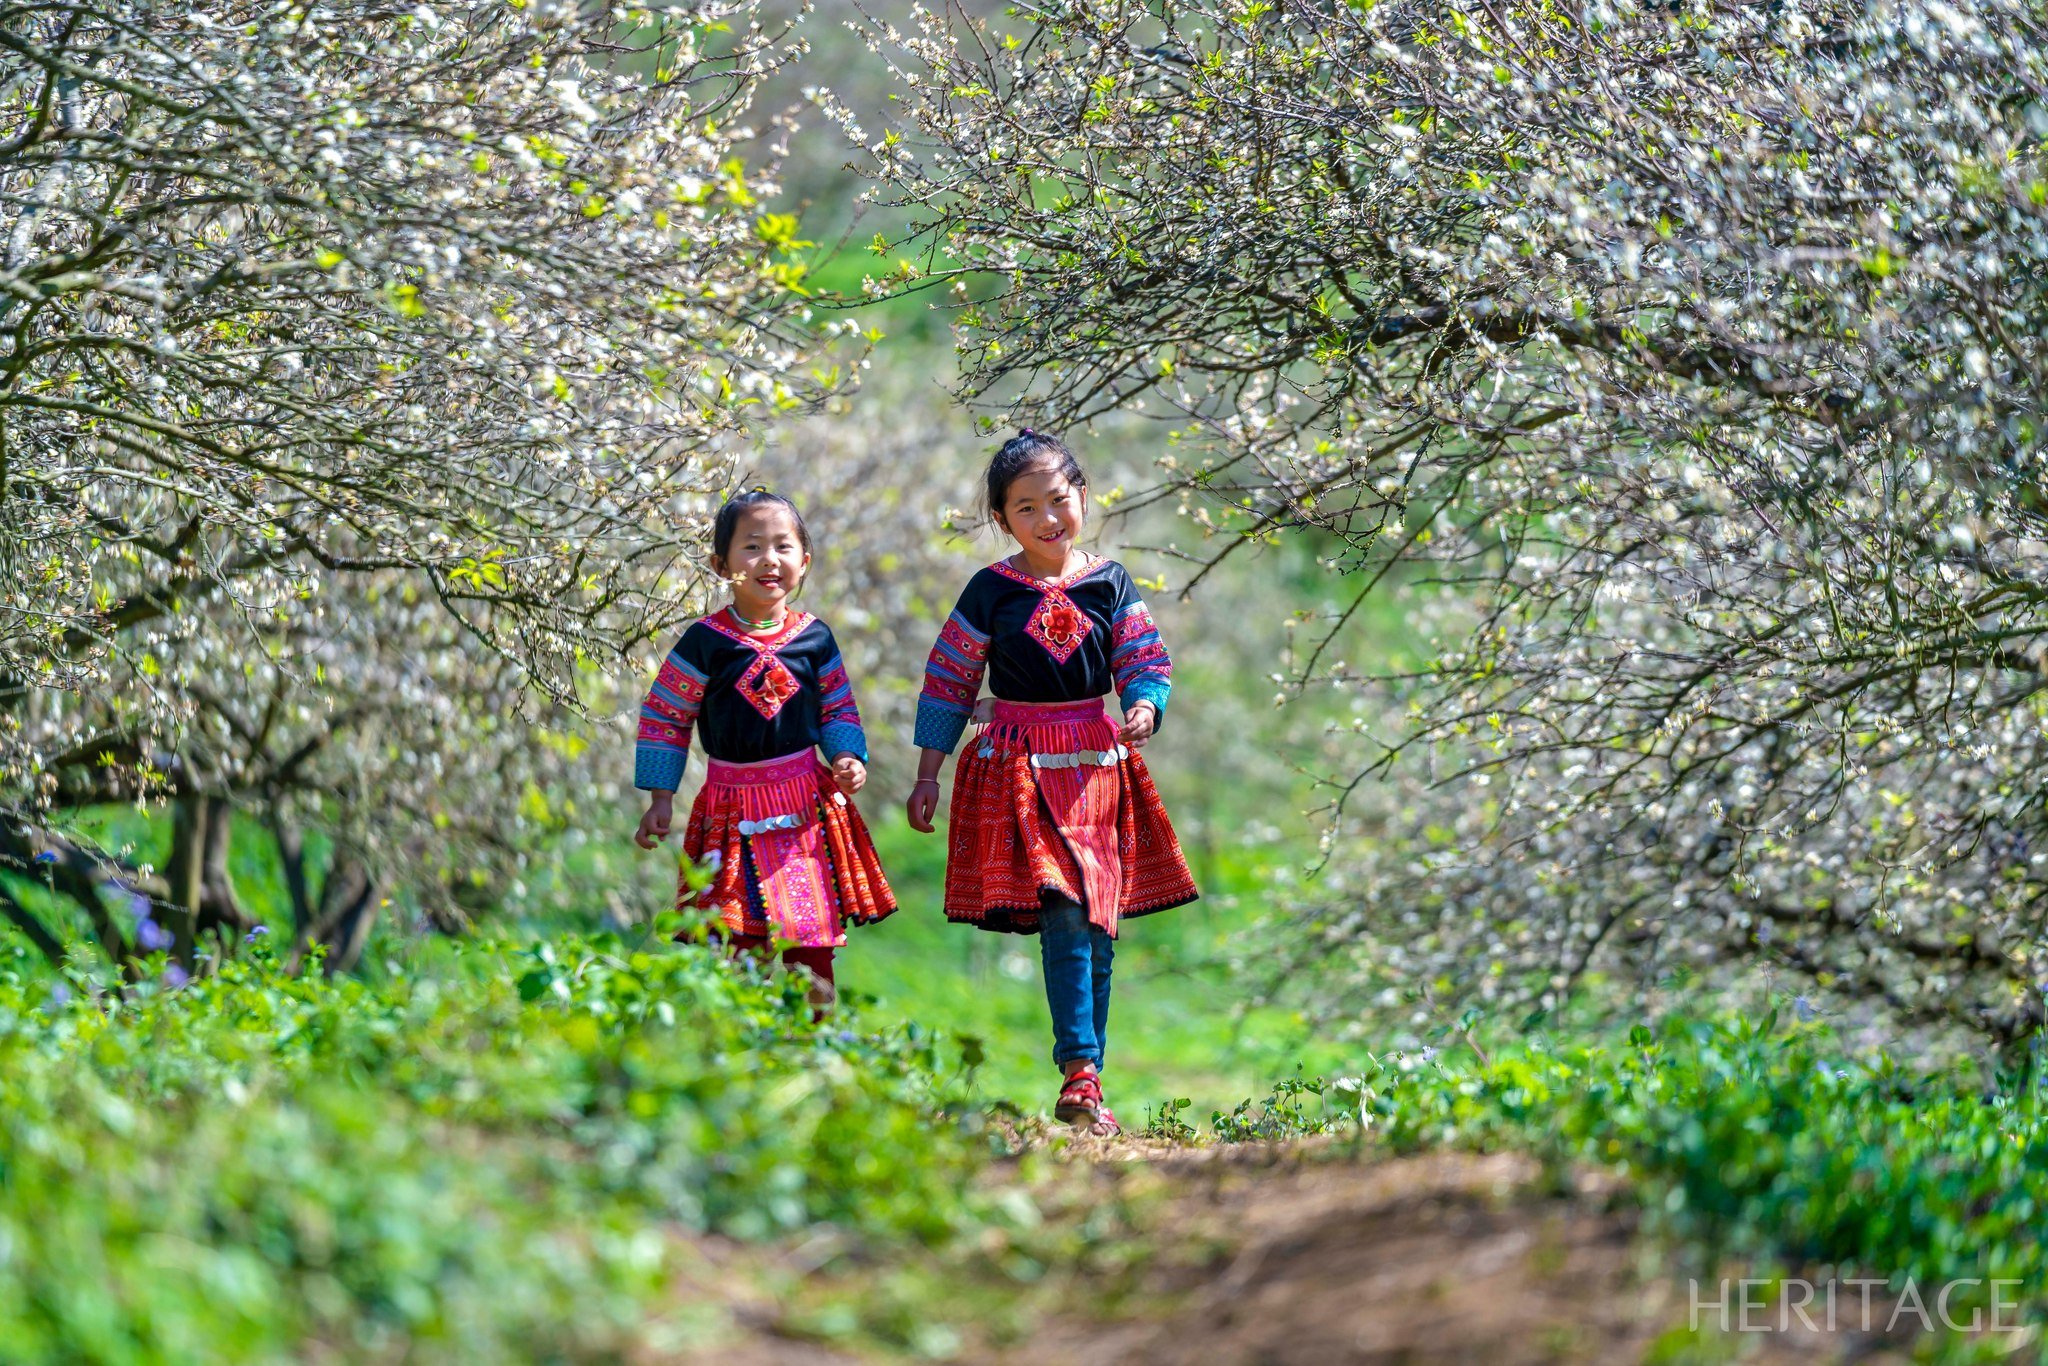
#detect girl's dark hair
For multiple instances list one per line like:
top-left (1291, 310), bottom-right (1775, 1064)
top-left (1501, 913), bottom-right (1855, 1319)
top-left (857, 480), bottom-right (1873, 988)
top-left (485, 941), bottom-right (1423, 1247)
top-left (711, 489), bottom-right (812, 569)
top-left (985, 427), bottom-right (1087, 525)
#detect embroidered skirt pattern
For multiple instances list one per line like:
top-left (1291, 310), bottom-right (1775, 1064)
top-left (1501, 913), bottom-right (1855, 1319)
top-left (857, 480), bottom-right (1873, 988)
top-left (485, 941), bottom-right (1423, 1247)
top-left (944, 699), bottom-right (1197, 936)
top-left (681, 748), bottom-right (895, 948)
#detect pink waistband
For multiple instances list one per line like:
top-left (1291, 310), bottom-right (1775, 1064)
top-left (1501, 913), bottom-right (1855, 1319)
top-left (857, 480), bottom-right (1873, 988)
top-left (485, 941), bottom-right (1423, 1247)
top-left (988, 698), bottom-right (1107, 727)
top-left (704, 748), bottom-right (822, 787)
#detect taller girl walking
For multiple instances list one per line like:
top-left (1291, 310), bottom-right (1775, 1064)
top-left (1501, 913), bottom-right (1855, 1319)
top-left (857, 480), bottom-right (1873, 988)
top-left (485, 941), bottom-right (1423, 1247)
top-left (906, 430), bottom-right (1197, 1136)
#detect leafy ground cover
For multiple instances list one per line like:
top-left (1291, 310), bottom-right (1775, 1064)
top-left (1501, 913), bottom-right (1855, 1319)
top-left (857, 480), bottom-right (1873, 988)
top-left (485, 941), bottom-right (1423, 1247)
top-left (1, 838), bottom-right (2041, 1361)
top-left (0, 931), bottom-right (1043, 1361)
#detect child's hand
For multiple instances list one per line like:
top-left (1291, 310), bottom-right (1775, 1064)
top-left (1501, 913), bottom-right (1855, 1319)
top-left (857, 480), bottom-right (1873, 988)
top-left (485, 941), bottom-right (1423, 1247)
top-left (831, 754), bottom-right (866, 796)
top-left (1118, 702), bottom-right (1157, 749)
top-left (634, 792), bottom-right (675, 849)
top-left (906, 779), bottom-right (941, 833)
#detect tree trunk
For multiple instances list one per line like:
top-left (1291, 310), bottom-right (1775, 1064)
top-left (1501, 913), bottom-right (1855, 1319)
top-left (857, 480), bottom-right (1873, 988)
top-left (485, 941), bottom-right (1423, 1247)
top-left (163, 795), bottom-right (208, 965)
top-left (193, 796), bottom-right (256, 945)
top-left (318, 868), bottom-right (381, 976)
top-left (165, 794), bottom-right (259, 965)
top-left (266, 801), bottom-right (315, 934)
top-left (290, 849), bottom-right (382, 976)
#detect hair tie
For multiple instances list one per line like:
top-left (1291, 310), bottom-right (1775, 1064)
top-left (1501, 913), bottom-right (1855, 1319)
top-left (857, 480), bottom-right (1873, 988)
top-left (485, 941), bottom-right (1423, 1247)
top-left (1019, 426), bottom-right (1037, 437)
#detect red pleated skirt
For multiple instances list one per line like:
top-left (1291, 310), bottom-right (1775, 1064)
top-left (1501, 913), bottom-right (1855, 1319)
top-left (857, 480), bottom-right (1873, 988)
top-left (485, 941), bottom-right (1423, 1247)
top-left (944, 699), bottom-right (1197, 936)
top-left (680, 749), bottom-right (895, 948)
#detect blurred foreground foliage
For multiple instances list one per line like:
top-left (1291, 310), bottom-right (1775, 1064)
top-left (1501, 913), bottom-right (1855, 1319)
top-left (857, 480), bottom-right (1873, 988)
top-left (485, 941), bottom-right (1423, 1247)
top-left (0, 930), bottom-right (1026, 1361)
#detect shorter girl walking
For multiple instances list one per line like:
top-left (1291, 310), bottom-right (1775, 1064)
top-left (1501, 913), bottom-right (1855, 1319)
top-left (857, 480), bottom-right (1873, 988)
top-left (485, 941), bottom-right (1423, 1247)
top-left (906, 430), bottom-right (1197, 1135)
top-left (635, 491), bottom-right (895, 1006)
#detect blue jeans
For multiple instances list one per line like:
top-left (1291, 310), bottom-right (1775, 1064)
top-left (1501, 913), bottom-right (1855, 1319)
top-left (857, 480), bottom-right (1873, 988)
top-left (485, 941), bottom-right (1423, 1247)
top-left (1039, 896), bottom-right (1113, 1071)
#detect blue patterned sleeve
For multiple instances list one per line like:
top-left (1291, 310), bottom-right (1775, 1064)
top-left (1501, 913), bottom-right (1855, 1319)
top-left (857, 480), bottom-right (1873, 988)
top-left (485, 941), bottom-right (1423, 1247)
top-left (814, 625), bottom-right (869, 763)
top-left (634, 631), bottom-right (709, 791)
top-left (912, 586), bottom-right (990, 755)
top-left (1109, 568), bottom-right (1172, 733)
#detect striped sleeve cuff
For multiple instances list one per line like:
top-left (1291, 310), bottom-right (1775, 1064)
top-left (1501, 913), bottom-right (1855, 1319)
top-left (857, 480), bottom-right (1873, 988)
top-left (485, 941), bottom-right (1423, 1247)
top-left (1118, 678), bottom-right (1172, 735)
top-left (635, 744), bottom-right (688, 793)
top-left (913, 697), bottom-right (972, 755)
top-left (820, 721), bottom-right (869, 764)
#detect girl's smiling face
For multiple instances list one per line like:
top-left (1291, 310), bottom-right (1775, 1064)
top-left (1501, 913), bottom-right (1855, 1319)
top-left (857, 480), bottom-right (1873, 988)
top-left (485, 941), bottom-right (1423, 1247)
top-left (997, 465), bottom-right (1087, 574)
top-left (717, 503), bottom-right (810, 620)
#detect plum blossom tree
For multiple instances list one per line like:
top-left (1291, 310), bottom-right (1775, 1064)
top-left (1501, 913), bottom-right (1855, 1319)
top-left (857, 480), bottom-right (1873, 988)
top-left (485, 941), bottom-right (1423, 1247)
top-left (847, 0), bottom-right (2048, 1046)
top-left (0, 0), bottom-right (855, 970)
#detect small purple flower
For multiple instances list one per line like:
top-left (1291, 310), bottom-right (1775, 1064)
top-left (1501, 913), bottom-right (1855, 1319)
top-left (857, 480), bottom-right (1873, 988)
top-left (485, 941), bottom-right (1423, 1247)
top-left (700, 850), bottom-right (724, 876)
top-left (46, 982), bottom-right (71, 1009)
top-left (244, 924), bottom-right (269, 943)
top-left (127, 892), bottom-right (153, 921)
top-left (135, 918), bottom-right (173, 953)
top-left (1793, 995), bottom-right (1819, 1023)
top-left (162, 963), bottom-right (190, 989)
top-left (31, 851), bottom-right (55, 865)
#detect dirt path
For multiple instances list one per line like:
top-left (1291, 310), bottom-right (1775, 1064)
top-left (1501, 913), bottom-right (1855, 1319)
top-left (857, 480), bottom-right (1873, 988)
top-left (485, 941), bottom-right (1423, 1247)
top-left (1018, 1142), bottom-right (1914, 1365)
top-left (676, 1141), bottom-right (1919, 1365)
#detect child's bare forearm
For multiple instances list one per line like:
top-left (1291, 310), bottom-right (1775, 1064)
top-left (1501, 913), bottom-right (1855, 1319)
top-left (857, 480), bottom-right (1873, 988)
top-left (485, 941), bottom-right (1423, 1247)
top-left (915, 748), bottom-right (946, 782)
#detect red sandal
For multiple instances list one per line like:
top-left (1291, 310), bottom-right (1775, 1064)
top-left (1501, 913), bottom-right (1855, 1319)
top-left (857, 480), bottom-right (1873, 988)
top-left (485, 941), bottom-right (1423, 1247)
top-left (1056, 1064), bottom-right (1122, 1130)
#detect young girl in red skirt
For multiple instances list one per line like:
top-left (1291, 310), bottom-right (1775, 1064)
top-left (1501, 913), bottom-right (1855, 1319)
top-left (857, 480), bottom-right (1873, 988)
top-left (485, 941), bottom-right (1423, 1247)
top-left (905, 431), bottom-right (1197, 1135)
top-left (634, 491), bottom-right (895, 1007)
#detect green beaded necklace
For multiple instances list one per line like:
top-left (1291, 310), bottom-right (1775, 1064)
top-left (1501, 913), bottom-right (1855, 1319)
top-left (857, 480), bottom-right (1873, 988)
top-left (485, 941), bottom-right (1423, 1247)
top-left (731, 606), bottom-right (785, 631)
